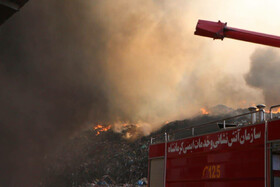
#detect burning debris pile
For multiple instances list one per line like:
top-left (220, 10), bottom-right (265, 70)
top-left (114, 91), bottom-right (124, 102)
top-left (42, 106), bottom-right (246, 186)
top-left (43, 126), bottom-right (150, 186)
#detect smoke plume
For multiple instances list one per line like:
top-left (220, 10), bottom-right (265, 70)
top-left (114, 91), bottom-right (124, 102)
top-left (245, 48), bottom-right (280, 107)
top-left (0, 0), bottom-right (264, 185)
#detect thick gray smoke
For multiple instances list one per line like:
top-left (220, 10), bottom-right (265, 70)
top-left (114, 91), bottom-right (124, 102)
top-left (0, 0), bottom-right (264, 186)
top-left (245, 48), bottom-right (280, 107)
top-left (0, 1), bottom-right (110, 186)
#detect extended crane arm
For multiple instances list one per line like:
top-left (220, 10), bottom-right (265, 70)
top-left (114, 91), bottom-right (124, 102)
top-left (194, 19), bottom-right (280, 48)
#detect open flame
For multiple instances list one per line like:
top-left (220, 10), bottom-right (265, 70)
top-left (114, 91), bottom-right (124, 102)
top-left (93, 107), bottom-right (280, 137)
top-left (92, 121), bottom-right (153, 140)
top-left (271, 107), bottom-right (280, 114)
top-left (200, 108), bottom-right (210, 115)
top-left (93, 124), bottom-right (112, 136)
top-left (92, 121), bottom-right (154, 139)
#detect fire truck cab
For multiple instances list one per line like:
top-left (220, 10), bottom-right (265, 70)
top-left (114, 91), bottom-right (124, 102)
top-left (148, 105), bottom-right (280, 187)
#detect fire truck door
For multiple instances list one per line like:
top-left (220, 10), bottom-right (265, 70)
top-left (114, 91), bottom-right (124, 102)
top-left (149, 158), bottom-right (164, 187)
top-left (271, 143), bottom-right (280, 187)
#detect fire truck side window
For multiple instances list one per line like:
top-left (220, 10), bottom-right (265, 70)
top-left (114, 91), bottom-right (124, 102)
top-left (149, 158), bottom-right (164, 187)
top-left (271, 143), bottom-right (280, 187)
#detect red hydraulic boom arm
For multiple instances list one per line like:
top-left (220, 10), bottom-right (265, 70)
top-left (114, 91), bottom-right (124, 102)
top-left (195, 19), bottom-right (280, 48)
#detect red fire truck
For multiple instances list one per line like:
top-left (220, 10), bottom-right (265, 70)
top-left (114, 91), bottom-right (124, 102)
top-left (148, 20), bottom-right (280, 187)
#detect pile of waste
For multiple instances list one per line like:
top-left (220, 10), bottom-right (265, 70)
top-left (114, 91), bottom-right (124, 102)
top-left (42, 106), bottom-right (241, 186)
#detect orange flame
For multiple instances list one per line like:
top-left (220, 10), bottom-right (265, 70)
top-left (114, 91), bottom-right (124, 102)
top-left (93, 122), bottom-right (149, 139)
top-left (200, 108), bottom-right (209, 115)
top-left (271, 107), bottom-right (280, 114)
top-left (93, 124), bottom-right (112, 136)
